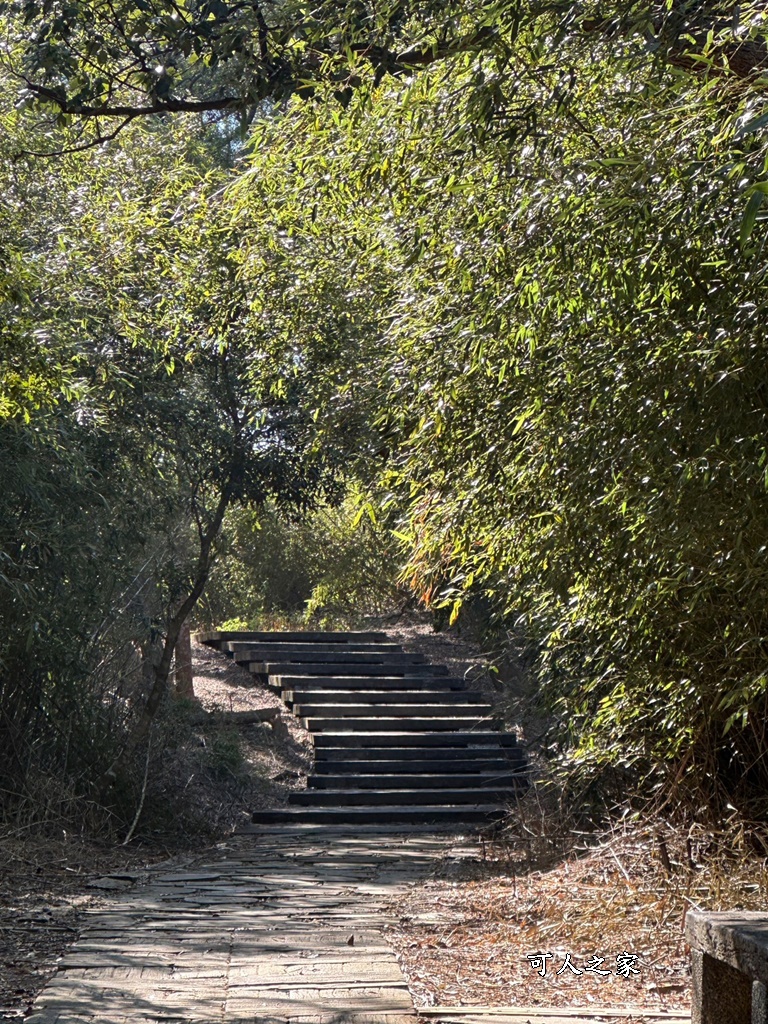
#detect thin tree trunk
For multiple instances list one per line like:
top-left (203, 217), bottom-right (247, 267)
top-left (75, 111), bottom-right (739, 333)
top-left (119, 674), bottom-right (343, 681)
top-left (174, 622), bottom-right (194, 699)
top-left (130, 478), bottom-right (233, 747)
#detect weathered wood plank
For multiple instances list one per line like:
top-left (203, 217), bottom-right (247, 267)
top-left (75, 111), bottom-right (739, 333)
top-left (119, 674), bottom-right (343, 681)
top-left (428, 1018), bottom-right (689, 1024)
top-left (419, 1009), bottom-right (690, 1021)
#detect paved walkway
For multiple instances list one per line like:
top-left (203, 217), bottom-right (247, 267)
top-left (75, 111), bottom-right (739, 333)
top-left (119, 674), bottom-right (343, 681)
top-left (27, 825), bottom-right (472, 1024)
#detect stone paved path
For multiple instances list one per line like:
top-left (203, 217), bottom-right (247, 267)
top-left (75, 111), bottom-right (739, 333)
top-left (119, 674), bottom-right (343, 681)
top-left (27, 824), bottom-right (474, 1024)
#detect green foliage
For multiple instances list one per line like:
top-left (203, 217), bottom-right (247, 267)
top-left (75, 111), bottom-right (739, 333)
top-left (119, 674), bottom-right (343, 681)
top-left (4, 0), bottom-right (767, 143)
top-left (204, 728), bottom-right (245, 777)
top-left (0, 414), bottom-right (132, 824)
top-left (4, 0), bottom-right (768, 832)
top-left (0, 94), bottom-right (329, 830)
top-left (225, 28), bottom-right (768, 817)
top-left (205, 490), bottom-right (404, 627)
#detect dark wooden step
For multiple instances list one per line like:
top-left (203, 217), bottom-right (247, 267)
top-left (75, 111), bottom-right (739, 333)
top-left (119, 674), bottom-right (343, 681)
top-left (240, 650), bottom-right (428, 667)
top-left (313, 730), bottom-right (518, 748)
top-left (275, 675), bottom-right (467, 691)
top-left (308, 772), bottom-right (524, 789)
top-left (284, 689), bottom-right (487, 706)
top-left (250, 805), bottom-right (508, 825)
top-left (243, 655), bottom-right (430, 671)
top-left (197, 630), bottom-right (389, 645)
top-left (294, 703), bottom-right (494, 719)
top-left (313, 757), bottom-right (522, 773)
top-left (225, 641), bottom-right (403, 657)
top-left (303, 715), bottom-right (499, 732)
top-left (289, 786), bottom-right (521, 807)
top-left (313, 746), bottom-right (525, 765)
top-left (251, 661), bottom-right (448, 677)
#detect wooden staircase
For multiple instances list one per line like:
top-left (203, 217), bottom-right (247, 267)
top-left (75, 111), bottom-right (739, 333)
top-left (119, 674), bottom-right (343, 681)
top-left (197, 630), bottom-right (527, 826)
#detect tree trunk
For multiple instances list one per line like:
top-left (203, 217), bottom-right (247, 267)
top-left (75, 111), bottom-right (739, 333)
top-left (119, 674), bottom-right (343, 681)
top-left (174, 622), bottom-right (194, 699)
top-left (129, 478), bottom-right (234, 748)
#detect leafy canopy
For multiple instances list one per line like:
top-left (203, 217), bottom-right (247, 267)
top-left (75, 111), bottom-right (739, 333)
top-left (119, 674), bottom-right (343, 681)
top-left (3, 0), bottom-right (768, 148)
top-left (222, 16), bottom-right (768, 816)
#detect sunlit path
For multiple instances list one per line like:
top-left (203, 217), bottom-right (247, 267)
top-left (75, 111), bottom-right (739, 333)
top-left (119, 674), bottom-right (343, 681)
top-left (26, 823), bottom-right (691, 1024)
top-left (26, 825), bottom-right (472, 1024)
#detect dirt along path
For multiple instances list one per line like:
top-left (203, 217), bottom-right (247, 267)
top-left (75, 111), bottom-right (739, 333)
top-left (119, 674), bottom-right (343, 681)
top-left (24, 824), bottom-right (478, 1024)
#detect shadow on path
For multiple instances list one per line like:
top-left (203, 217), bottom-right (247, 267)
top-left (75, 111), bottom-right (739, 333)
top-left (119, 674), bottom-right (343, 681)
top-left (26, 825), bottom-right (480, 1024)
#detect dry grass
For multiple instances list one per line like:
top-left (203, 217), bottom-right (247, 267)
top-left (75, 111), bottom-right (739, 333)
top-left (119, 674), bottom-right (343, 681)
top-left (0, 834), bottom-right (191, 1019)
top-left (379, 618), bottom-right (768, 1013)
top-left (386, 804), bottom-right (768, 1012)
top-left (190, 638), bottom-right (313, 813)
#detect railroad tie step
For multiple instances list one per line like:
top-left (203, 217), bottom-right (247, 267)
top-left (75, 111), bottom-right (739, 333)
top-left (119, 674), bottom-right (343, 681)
top-left (303, 716), bottom-right (500, 732)
top-left (293, 703), bottom-right (495, 719)
top-left (282, 689), bottom-right (489, 706)
top-left (308, 771), bottom-right (525, 789)
top-left (275, 675), bottom-right (468, 691)
top-left (238, 651), bottom-right (429, 667)
top-left (251, 805), bottom-right (510, 825)
top-left (223, 641), bottom-right (403, 657)
top-left (251, 661), bottom-right (450, 677)
top-left (312, 730), bottom-right (519, 748)
top-left (197, 629), bottom-right (389, 645)
top-left (312, 757), bottom-right (523, 773)
top-left (288, 786), bottom-right (521, 807)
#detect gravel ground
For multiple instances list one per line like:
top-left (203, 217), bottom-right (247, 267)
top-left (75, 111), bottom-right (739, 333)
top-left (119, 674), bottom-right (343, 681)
top-left (191, 637), bottom-right (314, 784)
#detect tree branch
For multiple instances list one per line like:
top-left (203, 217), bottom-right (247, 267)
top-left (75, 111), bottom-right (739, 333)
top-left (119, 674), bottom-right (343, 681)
top-left (16, 4), bottom-right (768, 130)
top-left (394, 26), bottom-right (497, 67)
top-left (669, 36), bottom-right (768, 78)
top-left (23, 80), bottom-right (243, 117)
top-left (252, 0), bottom-right (271, 64)
top-left (14, 114), bottom-right (140, 159)
top-left (580, 8), bottom-right (768, 81)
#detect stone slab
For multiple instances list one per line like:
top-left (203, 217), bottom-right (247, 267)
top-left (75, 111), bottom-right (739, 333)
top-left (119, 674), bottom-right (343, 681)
top-left (28, 828), bottom-right (446, 1023)
top-left (685, 910), bottom-right (768, 985)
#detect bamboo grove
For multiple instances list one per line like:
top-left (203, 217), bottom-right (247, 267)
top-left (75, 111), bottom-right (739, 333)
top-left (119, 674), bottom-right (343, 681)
top-left (2, 0), bottom-right (768, 826)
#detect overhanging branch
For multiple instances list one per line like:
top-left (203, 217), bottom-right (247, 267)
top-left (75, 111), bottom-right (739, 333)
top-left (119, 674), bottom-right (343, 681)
top-left (23, 80), bottom-right (244, 117)
top-left (580, 7), bottom-right (768, 81)
top-left (15, 4), bottom-right (768, 131)
top-left (15, 114), bottom-right (140, 158)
